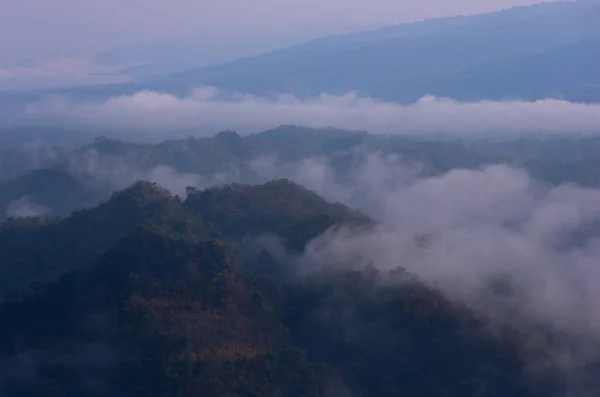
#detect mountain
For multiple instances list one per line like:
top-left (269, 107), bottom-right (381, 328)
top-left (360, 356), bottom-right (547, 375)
top-left (5, 1), bottom-right (599, 105)
top-left (0, 181), bottom-right (184, 297)
top-left (383, 39), bottom-right (600, 102)
top-left (148, 1), bottom-right (600, 102)
top-left (0, 126), bottom-right (474, 221)
top-left (7, 126), bottom-right (600, 223)
top-left (0, 179), bottom-right (568, 397)
top-left (92, 27), bottom-right (368, 80)
top-left (0, 226), bottom-right (327, 397)
top-left (0, 179), bottom-right (366, 297)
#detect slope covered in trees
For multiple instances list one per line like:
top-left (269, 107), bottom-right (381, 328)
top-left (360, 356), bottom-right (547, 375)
top-left (0, 179), bottom-right (366, 297)
top-left (0, 179), bottom-right (569, 397)
top-left (6, 126), bottom-right (600, 224)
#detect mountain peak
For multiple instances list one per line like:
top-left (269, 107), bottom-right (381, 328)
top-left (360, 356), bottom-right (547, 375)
top-left (215, 129), bottom-right (240, 139)
top-left (147, 1), bottom-right (600, 103)
top-left (110, 181), bottom-right (173, 203)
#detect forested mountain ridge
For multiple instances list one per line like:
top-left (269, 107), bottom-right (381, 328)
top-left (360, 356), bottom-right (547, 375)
top-left (0, 226), bottom-right (328, 397)
top-left (0, 179), bottom-right (565, 397)
top-left (0, 179), bottom-right (367, 297)
top-left (5, 0), bottom-right (600, 393)
top-left (0, 126), bottom-right (479, 222)
top-left (5, 126), bottom-right (600, 224)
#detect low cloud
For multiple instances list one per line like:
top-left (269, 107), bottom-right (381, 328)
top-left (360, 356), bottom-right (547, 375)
top-left (66, 147), bottom-right (238, 197)
top-left (0, 143), bottom-right (235, 220)
top-left (247, 153), bottom-right (600, 384)
top-left (248, 152), bottom-right (424, 217)
top-left (4, 135), bottom-right (600, 387)
top-left (6, 139), bottom-right (600, 347)
top-left (0, 141), bottom-right (63, 182)
top-left (6, 196), bottom-right (50, 218)
top-left (21, 88), bottom-right (600, 136)
top-left (0, 58), bottom-right (131, 91)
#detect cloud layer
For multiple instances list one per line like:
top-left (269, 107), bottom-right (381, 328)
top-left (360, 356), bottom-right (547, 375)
top-left (5, 131), bottom-right (600, 359)
top-left (22, 89), bottom-right (600, 137)
top-left (5, 196), bottom-right (50, 218)
top-left (4, 133), bottom-right (600, 387)
top-left (245, 153), bottom-right (600, 382)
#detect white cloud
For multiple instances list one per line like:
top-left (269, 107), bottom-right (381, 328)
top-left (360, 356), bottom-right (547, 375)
top-left (6, 195), bottom-right (50, 218)
top-left (65, 148), bottom-right (237, 197)
top-left (246, 153), bottom-right (600, 370)
top-left (24, 88), bottom-right (600, 136)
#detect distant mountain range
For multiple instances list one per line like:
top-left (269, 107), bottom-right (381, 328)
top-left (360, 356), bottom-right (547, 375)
top-left (4, 125), bottom-right (600, 223)
top-left (146, 0), bottom-right (600, 102)
top-left (92, 26), bottom-right (375, 81)
top-left (3, 1), bottom-right (599, 105)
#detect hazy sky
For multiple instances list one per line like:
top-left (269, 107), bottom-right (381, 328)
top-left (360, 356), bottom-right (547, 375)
top-left (1, 0), bottom-right (555, 64)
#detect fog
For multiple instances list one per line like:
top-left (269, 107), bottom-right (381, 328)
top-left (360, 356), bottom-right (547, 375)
top-left (3, 129), bottom-right (600, 390)
top-left (50, 150), bottom-right (236, 200)
top-left (136, 148), bottom-right (600, 371)
top-left (244, 153), bottom-right (600, 384)
top-left (41, 145), bottom-right (600, 347)
top-left (5, 196), bottom-right (50, 218)
top-left (68, 150), bottom-right (206, 197)
top-left (62, 146), bottom-right (600, 351)
top-left (16, 89), bottom-right (600, 138)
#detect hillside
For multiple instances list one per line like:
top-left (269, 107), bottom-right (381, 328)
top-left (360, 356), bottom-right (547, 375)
top-left (0, 179), bottom-right (366, 297)
top-left (149, 1), bottom-right (600, 102)
top-left (382, 39), bottom-right (600, 102)
top-left (0, 227), bottom-right (327, 397)
top-left (7, 126), bottom-right (600, 223)
top-left (0, 180), bottom-right (568, 397)
top-left (2, 1), bottom-right (598, 107)
top-left (0, 127), bottom-right (476, 221)
top-left (91, 28), bottom-right (354, 80)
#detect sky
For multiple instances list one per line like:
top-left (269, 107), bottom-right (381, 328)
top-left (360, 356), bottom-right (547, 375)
top-left (0, 0), bottom-right (555, 64)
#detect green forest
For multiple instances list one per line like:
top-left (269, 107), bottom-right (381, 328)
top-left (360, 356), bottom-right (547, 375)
top-left (0, 179), bottom-right (579, 397)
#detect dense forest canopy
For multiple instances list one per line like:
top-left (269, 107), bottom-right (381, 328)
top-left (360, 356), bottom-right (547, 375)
top-left (0, 178), bottom-right (573, 397)
top-left (4, 0), bottom-right (600, 394)
top-left (2, 127), bottom-right (600, 396)
top-left (4, 125), bottom-right (600, 222)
